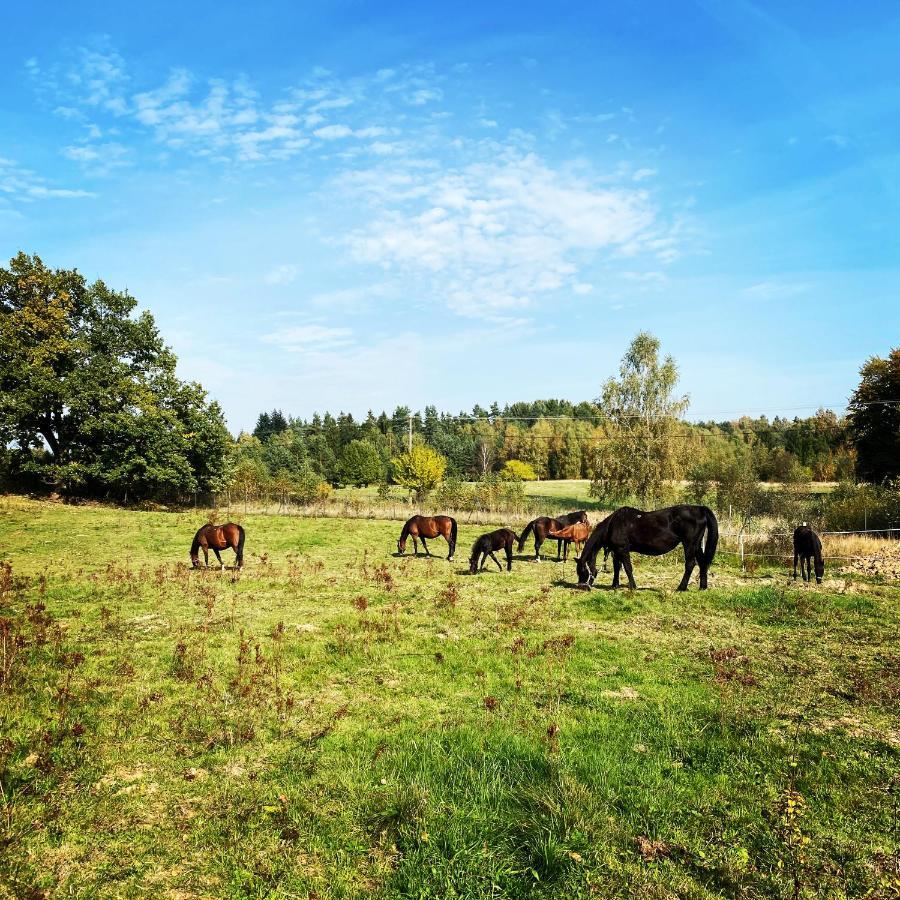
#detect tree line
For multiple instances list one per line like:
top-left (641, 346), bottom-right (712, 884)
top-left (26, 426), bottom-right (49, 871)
top-left (2, 254), bottom-right (898, 520)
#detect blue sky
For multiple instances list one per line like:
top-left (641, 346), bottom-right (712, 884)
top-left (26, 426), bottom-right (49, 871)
top-left (2, 1), bottom-right (899, 432)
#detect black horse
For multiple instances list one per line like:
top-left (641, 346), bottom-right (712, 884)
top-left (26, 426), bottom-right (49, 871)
top-left (518, 510), bottom-right (589, 561)
top-left (576, 505), bottom-right (718, 591)
top-left (469, 528), bottom-right (520, 574)
top-left (793, 524), bottom-right (824, 584)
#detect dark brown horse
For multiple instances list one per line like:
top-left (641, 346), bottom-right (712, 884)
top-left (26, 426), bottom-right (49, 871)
top-left (469, 528), bottom-right (520, 574)
top-left (548, 521), bottom-right (592, 561)
top-left (518, 510), bottom-right (589, 561)
top-left (793, 524), bottom-right (824, 583)
top-left (576, 505), bottom-right (718, 591)
top-left (397, 515), bottom-right (458, 560)
top-left (190, 523), bottom-right (245, 570)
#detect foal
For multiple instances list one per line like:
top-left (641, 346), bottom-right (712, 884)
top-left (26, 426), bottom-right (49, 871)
top-left (793, 524), bottom-right (824, 584)
top-left (548, 521), bottom-right (592, 561)
top-left (468, 528), bottom-right (520, 574)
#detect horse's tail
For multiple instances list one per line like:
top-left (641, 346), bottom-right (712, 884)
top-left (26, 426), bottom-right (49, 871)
top-left (449, 517), bottom-right (458, 552)
top-left (190, 526), bottom-right (204, 559)
top-left (236, 525), bottom-right (246, 566)
top-left (702, 507), bottom-right (718, 567)
top-left (508, 530), bottom-right (521, 547)
top-left (518, 520), bottom-right (534, 551)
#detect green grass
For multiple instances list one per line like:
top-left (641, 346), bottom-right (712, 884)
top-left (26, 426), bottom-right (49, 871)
top-left (1, 497), bottom-right (898, 898)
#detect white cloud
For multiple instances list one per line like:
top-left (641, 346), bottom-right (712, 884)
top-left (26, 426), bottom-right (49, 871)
top-left (314, 123), bottom-right (354, 140)
top-left (261, 324), bottom-right (353, 352)
top-left (341, 150), bottom-right (678, 322)
top-left (632, 167), bottom-right (657, 181)
top-left (573, 282), bottom-right (594, 295)
top-left (265, 264), bottom-right (300, 285)
top-left (0, 156), bottom-right (95, 201)
top-left (743, 281), bottom-right (810, 299)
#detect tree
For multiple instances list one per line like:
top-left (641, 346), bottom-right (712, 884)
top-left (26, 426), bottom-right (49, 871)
top-left (391, 445), bottom-right (447, 502)
top-left (501, 459), bottom-right (538, 481)
top-left (590, 332), bottom-right (689, 505)
top-left (253, 409), bottom-right (288, 441)
top-left (339, 439), bottom-right (384, 486)
top-left (848, 348), bottom-right (900, 483)
top-left (0, 252), bottom-right (229, 499)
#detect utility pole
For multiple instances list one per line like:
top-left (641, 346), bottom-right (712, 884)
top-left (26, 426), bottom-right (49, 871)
top-left (408, 414), bottom-right (413, 452)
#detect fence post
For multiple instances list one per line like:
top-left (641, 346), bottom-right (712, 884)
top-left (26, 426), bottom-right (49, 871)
top-left (739, 531), bottom-right (745, 570)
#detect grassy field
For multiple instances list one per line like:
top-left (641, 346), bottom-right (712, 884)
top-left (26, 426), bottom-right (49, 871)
top-left (1, 497), bottom-right (898, 898)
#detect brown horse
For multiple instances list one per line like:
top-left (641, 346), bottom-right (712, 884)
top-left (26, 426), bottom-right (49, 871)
top-left (548, 521), bottom-right (592, 561)
top-left (397, 515), bottom-right (458, 560)
top-left (469, 528), bottom-right (520, 574)
top-left (518, 510), bottom-right (589, 561)
top-left (190, 523), bottom-right (245, 570)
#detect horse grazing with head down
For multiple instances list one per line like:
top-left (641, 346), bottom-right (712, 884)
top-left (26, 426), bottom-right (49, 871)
top-left (469, 528), bottom-right (520, 574)
top-left (576, 505), bottom-right (718, 591)
top-left (518, 510), bottom-right (589, 561)
top-left (190, 523), bottom-right (245, 570)
top-left (793, 524), bottom-right (824, 584)
top-left (397, 515), bottom-right (458, 560)
top-left (548, 521), bottom-right (592, 561)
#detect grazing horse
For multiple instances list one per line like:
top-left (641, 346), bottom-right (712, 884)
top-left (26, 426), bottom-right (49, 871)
top-left (190, 523), bottom-right (245, 570)
top-left (469, 528), bottom-right (520, 574)
top-left (397, 515), bottom-right (458, 560)
top-left (548, 521), bottom-right (593, 561)
top-left (576, 505), bottom-right (718, 591)
top-left (518, 510), bottom-right (589, 561)
top-left (793, 524), bottom-right (824, 584)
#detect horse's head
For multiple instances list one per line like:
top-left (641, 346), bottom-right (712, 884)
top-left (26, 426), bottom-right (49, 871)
top-left (397, 536), bottom-right (406, 555)
top-left (577, 510), bottom-right (588, 524)
top-left (190, 550), bottom-right (201, 569)
top-left (575, 554), bottom-right (595, 588)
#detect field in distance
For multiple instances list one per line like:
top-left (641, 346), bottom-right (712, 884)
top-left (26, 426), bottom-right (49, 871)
top-left (1, 497), bottom-right (897, 898)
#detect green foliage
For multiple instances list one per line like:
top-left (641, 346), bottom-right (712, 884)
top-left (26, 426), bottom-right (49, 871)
top-left (591, 332), bottom-right (689, 505)
top-left (848, 347), bottom-right (900, 483)
top-left (392, 445), bottom-right (447, 501)
top-left (501, 459), bottom-right (538, 481)
top-left (688, 439), bottom-right (770, 530)
top-left (338, 439), bottom-right (384, 487)
top-left (0, 252), bottom-right (229, 501)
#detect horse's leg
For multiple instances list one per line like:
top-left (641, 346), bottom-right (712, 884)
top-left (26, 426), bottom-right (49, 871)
top-left (505, 542), bottom-right (513, 571)
top-left (621, 551), bottom-right (637, 590)
top-left (421, 537), bottom-right (430, 556)
top-left (534, 533), bottom-right (542, 562)
top-left (480, 551), bottom-right (489, 571)
top-left (203, 546), bottom-right (209, 568)
top-left (489, 551), bottom-right (503, 571)
top-left (556, 538), bottom-right (562, 561)
top-left (213, 547), bottom-right (225, 571)
top-left (412, 536), bottom-right (419, 556)
top-left (792, 550), bottom-right (799, 580)
top-left (445, 532), bottom-right (453, 561)
top-left (678, 546), bottom-right (696, 592)
top-left (697, 548), bottom-right (709, 590)
top-left (804, 556), bottom-right (811, 582)
top-left (611, 553), bottom-right (621, 588)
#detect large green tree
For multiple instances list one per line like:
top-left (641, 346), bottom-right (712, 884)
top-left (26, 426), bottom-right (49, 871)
top-left (338, 439), bottom-right (384, 486)
top-left (0, 252), bottom-right (229, 499)
top-left (590, 332), bottom-right (689, 505)
top-left (847, 348), bottom-right (900, 483)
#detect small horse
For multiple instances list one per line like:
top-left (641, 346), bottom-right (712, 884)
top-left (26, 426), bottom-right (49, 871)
top-left (397, 514), bottom-right (458, 560)
top-left (793, 524), bottom-right (824, 584)
top-left (518, 510), bottom-right (589, 561)
top-left (576, 505), bottom-right (718, 591)
top-left (469, 528), bottom-right (520, 574)
top-left (548, 521), bottom-right (592, 561)
top-left (190, 523), bottom-right (245, 570)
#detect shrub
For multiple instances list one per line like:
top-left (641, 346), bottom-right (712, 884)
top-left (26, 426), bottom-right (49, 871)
top-left (501, 459), bottom-right (538, 481)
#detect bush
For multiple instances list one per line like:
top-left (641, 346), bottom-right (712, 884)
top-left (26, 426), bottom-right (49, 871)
top-left (820, 481), bottom-right (900, 532)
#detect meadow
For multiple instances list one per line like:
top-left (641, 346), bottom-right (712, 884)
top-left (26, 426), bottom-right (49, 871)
top-left (1, 496), bottom-right (898, 898)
